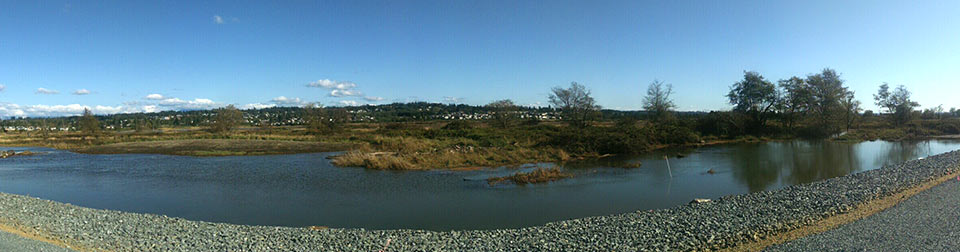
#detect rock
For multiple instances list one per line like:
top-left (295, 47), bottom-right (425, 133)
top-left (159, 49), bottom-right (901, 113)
top-left (690, 198), bottom-right (712, 204)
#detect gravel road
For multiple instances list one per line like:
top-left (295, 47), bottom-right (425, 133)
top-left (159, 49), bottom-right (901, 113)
top-left (767, 176), bottom-right (960, 251)
top-left (0, 231), bottom-right (74, 252)
top-left (0, 151), bottom-right (958, 251)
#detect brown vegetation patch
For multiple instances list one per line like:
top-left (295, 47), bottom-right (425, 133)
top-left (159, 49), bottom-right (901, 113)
top-left (486, 168), bottom-right (573, 185)
top-left (331, 152), bottom-right (415, 170)
top-left (331, 147), bottom-right (571, 170)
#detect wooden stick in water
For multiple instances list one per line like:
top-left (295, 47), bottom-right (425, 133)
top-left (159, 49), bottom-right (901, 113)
top-left (664, 156), bottom-right (672, 178)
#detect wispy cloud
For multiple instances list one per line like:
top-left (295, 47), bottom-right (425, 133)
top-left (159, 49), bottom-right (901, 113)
top-left (443, 96), bottom-right (463, 104)
top-left (338, 100), bottom-right (361, 106)
top-left (0, 84), bottom-right (6, 92)
top-left (36, 88), bottom-right (59, 95)
top-left (145, 94), bottom-right (165, 100)
top-left (364, 96), bottom-right (384, 102)
top-left (329, 89), bottom-right (362, 97)
top-left (213, 15), bottom-right (225, 24)
top-left (72, 89), bottom-right (91, 95)
top-left (158, 98), bottom-right (217, 110)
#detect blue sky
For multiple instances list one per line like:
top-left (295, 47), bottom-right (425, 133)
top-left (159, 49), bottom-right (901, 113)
top-left (1, 0), bottom-right (958, 117)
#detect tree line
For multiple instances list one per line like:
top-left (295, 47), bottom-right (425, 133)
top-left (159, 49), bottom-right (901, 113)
top-left (518, 68), bottom-right (939, 139)
top-left (2, 67), bottom-right (953, 142)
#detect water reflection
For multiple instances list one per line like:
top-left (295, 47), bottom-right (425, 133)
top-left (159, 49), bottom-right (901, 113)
top-left (722, 140), bottom-right (942, 192)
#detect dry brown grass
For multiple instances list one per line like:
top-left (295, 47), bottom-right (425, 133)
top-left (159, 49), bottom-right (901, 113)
top-left (331, 147), bottom-right (571, 170)
top-left (486, 168), bottom-right (573, 185)
top-left (331, 152), bottom-right (415, 170)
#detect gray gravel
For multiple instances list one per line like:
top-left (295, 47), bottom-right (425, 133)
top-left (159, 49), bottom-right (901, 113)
top-left (1, 151), bottom-right (959, 251)
top-left (0, 230), bottom-right (74, 252)
top-left (766, 175), bottom-right (960, 251)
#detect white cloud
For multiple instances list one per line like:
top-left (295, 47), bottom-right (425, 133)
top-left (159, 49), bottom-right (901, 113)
top-left (307, 79), bottom-right (357, 90)
top-left (270, 96), bottom-right (310, 106)
top-left (240, 103), bottom-right (276, 110)
top-left (0, 103), bottom-right (140, 117)
top-left (72, 89), bottom-right (91, 95)
top-left (159, 98), bottom-right (185, 104)
top-left (36, 88), bottom-right (59, 95)
top-left (443, 96), bottom-right (463, 104)
top-left (0, 96), bottom-right (226, 118)
top-left (329, 89), bottom-right (362, 97)
top-left (145, 94), bottom-right (165, 100)
top-left (213, 15), bottom-right (225, 24)
top-left (0, 84), bottom-right (5, 92)
top-left (338, 100), bottom-right (361, 106)
top-left (194, 98), bottom-right (214, 104)
top-left (526, 102), bottom-right (544, 107)
top-left (307, 79), bottom-right (387, 102)
top-left (364, 96), bottom-right (385, 102)
top-left (158, 97), bottom-right (219, 110)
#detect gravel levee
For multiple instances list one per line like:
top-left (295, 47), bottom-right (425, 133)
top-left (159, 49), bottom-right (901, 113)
top-left (766, 175), bottom-right (960, 251)
top-left (0, 231), bottom-right (74, 252)
top-left (1, 151), bottom-right (959, 251)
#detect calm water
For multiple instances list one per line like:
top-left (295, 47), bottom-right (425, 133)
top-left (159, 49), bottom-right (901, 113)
top-left (1, 140), bottom-right (959, 230)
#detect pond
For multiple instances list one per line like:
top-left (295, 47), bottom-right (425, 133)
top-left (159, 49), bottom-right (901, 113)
top-left (1, 139), bottom-right (958, 230)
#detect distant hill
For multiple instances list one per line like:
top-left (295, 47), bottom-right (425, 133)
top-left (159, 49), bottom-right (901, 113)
top-left (0, 102), bottom-right (709, 131)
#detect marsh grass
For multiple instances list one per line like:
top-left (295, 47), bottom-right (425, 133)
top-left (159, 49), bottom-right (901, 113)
top-left (486, 168), bottom-right (573, 185)
top-left (13, 117), bottom-right (956, 170)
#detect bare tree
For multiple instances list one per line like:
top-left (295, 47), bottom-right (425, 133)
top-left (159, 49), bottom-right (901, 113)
top-left (935, 105), bottom-right (944, 120)
top-left (642, 80), bottom-right (675, 122)
top-left (40, 119), bottom-right (50, 139)
top-left (210, 105), bottom-right (243, 133)
top-left (486, 99), bottom-right (518, 128)
top-left (78, 108), bottom-right (101, 141)
top-left (548, 82), bottom-right (601, 128)
top-left (304, 104), bottom-right (348, 134)
top-left (840, 91), bottom-right (862, 131)
top-left (324, 107), bottom-right (350, 130)
top-left (303, 103), bottom-right (326, 134)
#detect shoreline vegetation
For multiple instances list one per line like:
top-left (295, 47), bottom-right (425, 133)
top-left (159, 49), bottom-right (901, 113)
top-left (0, 121), bottom-right (954, 168)
top-left (486, 168), bottom-right (574, 186)
top-left (2, 69), bottom-right (959, 173)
